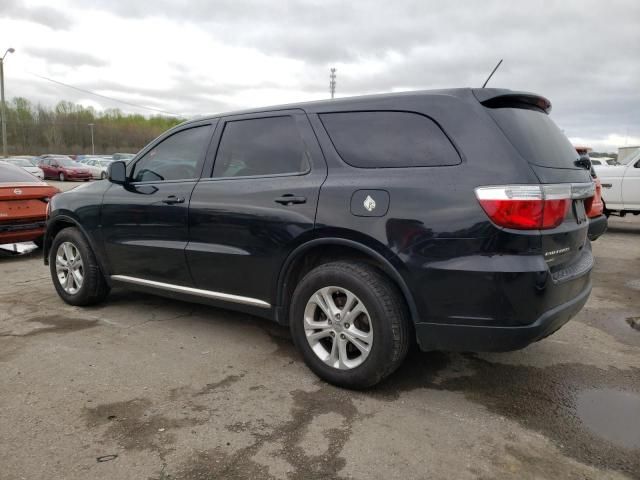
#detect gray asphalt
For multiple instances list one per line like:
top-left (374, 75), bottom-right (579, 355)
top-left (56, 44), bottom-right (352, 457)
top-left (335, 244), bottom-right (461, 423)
top-left (1, 216), bottom-right (639, 480)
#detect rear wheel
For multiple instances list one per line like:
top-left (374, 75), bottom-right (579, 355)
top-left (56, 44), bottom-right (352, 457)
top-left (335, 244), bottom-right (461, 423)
top-left (290, 261), bottom-right (410, 389)
top-left (100, 172), bottom-right (107, 180)
top-left (58, 172), bottom-right (65, 182)
top-left (50, 227), bottom-right (110, 306)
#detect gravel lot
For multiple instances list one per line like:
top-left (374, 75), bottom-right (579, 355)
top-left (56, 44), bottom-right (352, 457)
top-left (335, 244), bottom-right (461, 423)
top-left (1, 214), bottom-right (639, 480)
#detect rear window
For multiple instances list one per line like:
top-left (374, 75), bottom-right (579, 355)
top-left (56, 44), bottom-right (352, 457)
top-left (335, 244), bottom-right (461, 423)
top-left (319, 111), bottom-right (460, 168)
top-left (487, 108), bottom-right (580, 169)
top-left (0, 163), bottom-right (43, 183)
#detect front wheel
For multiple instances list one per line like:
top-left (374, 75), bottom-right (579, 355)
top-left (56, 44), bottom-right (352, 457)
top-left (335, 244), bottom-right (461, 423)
top-left (290, 261), bottom-right (410, 389)
top-left (100, 172), bottom-right (107, 180)
top-left (58, 172), bottom-right (65, 182)
top-left (50, 227), bottom-right (110, 306)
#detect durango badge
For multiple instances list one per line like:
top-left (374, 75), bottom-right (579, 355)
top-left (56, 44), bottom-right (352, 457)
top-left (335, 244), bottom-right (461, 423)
top-left (363, 195), bottom-right (376, 212)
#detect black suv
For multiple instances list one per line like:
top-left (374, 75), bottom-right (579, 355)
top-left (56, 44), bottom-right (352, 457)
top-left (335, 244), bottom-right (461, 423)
top-left (44, 88), bottom-right (601, 388)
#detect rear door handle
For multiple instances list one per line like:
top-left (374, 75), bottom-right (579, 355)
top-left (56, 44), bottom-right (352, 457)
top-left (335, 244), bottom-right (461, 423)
top-left (162, 195), bottom-right (185, 205)
top-left (275, 194), bottom-right (307, 205)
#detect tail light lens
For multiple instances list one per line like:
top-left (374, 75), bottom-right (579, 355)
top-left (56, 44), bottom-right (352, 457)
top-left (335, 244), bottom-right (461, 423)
top-left (475, 184), bottom-right (572, 230)
top-left (585, 179), bottom-right (603, 218)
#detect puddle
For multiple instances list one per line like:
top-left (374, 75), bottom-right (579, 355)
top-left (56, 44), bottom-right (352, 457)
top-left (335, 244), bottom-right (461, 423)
top-left (576, 388), bottom-right (640, 449)
top-left (626, 279), bottom-right (640, 291)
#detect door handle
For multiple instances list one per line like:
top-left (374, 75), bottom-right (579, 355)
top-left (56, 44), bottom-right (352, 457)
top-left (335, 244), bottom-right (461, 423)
top-left (162, 195), bottom-right (185, 205)
top-left (275, 194), bottom-right (307, 205)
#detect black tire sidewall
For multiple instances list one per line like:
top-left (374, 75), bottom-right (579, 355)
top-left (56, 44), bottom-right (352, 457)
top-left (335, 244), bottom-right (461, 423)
top-left (49, 228), bottom-right (94, 305)
top-left (290, 264), bottom-right (399, 389)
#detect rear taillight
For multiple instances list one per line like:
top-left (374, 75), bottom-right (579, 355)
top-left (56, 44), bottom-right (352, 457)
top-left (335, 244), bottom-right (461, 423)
top-left (475, 184), bottom-right (572, 230)
top-left (585, 179), bottom-right (603, 218)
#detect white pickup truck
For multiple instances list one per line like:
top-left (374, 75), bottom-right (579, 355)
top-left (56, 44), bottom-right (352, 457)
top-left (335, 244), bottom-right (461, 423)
top-left (594, 151), bottom-right (640, 216)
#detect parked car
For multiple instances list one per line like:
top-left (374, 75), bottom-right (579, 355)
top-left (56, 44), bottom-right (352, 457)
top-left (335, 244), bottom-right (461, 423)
top-left (595, 151), bottom-right (640, 217)
top-left (3, 157), bottom-right (44, 179)
top-left (112, 153), bottom-right (135, 162)
top-left (11, 155), bottom-right (39, 166)
top-left (573, 146), bottom-right (607, 240)
top-left (37, 156), bottom-right (92, 181)
top-left (44, 88), bottom-right (598, 388)
top-left (84, 158), bottom-right (113, 180)
top-left (0, 161), bottom-right (59, 246)
top-left (76, 155), bottom-right (111, 164)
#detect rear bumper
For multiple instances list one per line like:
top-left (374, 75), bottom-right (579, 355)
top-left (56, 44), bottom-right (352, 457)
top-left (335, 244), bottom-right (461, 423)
top-left (415, 280), bottom-right (591, 352)
top-left (406, 241), bottom-right (594, 352)
top-left (587, 214), bottom-right (607, 241)
top-left (0, 221), bottom-right (46, 244)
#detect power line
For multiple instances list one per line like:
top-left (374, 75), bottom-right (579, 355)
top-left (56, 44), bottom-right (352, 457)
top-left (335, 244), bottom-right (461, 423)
top-left (28, 72), bottom-right (180, 116)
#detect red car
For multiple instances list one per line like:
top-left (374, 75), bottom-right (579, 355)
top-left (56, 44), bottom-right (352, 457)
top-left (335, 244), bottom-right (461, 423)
top-left (37, 155), bottom-right (92, 181)
top-left (574, 146), bottom-right (606, 240)
top-left (0, 161), bottom-right (59, 246)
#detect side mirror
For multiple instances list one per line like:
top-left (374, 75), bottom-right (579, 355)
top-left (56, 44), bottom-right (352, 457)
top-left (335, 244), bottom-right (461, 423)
top-left (108, 161), bottom-right (127, 184)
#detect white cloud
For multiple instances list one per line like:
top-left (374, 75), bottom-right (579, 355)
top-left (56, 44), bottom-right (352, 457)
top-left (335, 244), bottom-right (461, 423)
top-left (0, 0), bottom-right (638, 150)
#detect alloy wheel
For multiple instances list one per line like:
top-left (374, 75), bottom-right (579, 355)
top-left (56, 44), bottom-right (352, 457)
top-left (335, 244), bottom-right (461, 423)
top-left (55, 242), bottom-right (84, 294)
top-left (303, 286), bottom-right (373, 370)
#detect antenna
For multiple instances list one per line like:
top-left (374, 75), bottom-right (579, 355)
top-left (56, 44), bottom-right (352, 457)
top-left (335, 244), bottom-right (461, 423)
top-left (329, 68), bottom-right (337, 99)
top-left (482, 59), bottom-right (503, 88)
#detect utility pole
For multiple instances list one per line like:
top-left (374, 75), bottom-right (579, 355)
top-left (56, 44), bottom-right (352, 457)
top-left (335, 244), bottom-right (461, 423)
top-left (88, 123), bottom-right (95, 155)
top-left (0, 48), bottom-right (15, 158)
top-left (329, 67), bottom-right (336, 99)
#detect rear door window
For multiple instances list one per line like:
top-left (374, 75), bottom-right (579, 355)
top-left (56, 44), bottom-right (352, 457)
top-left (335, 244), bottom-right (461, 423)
top-left (486, 108), bottom-right (580, 170)
top-left (319, 111), bottom-right (460, 168)
top-left (213, 116), bottom-right (310, 178)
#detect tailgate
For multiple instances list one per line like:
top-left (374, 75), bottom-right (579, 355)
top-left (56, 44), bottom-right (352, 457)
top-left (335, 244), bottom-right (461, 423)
top-left (477, 91), bottom-right (594, 269)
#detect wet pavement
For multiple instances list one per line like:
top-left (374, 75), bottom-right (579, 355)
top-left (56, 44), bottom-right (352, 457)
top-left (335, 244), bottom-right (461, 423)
top-left (0, 216), bottom-right (639, 479)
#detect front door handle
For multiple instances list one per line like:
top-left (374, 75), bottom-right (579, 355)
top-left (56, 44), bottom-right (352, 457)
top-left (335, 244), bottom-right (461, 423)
top-left (275, 194), bottom-right (307, 205)
top-left (162, 195), bottom-right (185, 205)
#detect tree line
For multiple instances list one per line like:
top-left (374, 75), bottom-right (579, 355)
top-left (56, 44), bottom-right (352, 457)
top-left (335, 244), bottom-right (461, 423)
top-left (2, 97), bottom-right (184, 156)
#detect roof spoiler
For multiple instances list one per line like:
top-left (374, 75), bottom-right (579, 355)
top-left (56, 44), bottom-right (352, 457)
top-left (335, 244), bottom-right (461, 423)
top-left (472, 89), bottom-right (552, 114)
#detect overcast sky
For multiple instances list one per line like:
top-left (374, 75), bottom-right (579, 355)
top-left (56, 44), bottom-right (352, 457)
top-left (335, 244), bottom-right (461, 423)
top-left (1, 0), bottom-right (638, 151)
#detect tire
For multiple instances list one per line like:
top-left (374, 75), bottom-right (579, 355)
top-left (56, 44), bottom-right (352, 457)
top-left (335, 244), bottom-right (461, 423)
top-left (59, 172), bottom-right (65, 182)
top-left (100, 172), bottom-right (107, 180)
top-left (49, 227), bottom-right (110, 306)
top-left (290, 261), bottom-right (410, 389)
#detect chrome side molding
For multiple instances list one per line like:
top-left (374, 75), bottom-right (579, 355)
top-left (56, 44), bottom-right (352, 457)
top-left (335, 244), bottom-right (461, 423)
top-left (110, 275), bottom-right (271, 308)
